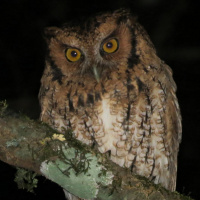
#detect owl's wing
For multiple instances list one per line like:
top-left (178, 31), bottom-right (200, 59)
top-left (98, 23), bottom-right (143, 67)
top-left (125, 62), bottom-right (182, 191)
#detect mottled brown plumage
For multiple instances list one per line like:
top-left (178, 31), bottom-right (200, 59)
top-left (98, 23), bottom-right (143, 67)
top-left (39, 9), bottom-right (182, 199)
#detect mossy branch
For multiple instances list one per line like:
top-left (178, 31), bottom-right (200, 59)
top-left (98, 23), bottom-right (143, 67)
top-left (0, 102), bottom-right (193, 200)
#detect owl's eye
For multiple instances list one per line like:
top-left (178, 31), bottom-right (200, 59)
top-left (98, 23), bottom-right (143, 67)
top-left (102, 38), bottom-right (118, 54)
top-left (65, 48), bottom-right (81, 62)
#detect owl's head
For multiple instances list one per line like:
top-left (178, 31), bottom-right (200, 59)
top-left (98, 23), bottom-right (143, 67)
top-left (44, 9), bottom-right (155, 84)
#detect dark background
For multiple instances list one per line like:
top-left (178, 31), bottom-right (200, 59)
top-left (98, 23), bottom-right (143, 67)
top-left (0, 0), bottom-right (199, 199)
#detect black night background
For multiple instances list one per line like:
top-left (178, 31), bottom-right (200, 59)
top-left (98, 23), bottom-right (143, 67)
top-left (0, 0), bottom-right (199, 199)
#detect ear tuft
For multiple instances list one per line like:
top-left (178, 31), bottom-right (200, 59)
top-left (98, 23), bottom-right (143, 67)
top-left (43, 27), bottom-right (61, 43)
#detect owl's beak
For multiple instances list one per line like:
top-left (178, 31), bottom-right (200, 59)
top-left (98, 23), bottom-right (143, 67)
top-left (93, 65), bottom-right (100, 82)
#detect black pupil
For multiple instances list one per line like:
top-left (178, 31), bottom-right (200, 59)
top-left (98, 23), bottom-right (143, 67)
top-left (71, 51), bottom-right (77, 57)
top-left (106, 42), bottom-right (113, 48)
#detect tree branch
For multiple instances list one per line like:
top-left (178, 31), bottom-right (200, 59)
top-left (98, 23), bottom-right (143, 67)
top-left (0, 102), bottom-right (192, 200)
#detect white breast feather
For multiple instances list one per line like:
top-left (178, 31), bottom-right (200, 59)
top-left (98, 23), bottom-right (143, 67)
top-left (97, 99), bottom-right (119, 155)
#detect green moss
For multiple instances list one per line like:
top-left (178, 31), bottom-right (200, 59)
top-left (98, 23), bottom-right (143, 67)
top-left (62, 128), bottom-right (90, 151)
top-left (14, 168), bottom-right (38, 193)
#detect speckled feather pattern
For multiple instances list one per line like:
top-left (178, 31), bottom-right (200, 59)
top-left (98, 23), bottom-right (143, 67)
top-left (39, 9), bottom-right (182, 199)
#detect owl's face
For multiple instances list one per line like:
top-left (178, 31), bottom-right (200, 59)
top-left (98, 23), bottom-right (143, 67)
top-left (45, 10), bottom-right (139, 84)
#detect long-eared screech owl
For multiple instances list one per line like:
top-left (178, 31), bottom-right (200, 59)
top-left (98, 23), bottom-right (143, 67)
top-left (39, 9), bottom-right (182, 199)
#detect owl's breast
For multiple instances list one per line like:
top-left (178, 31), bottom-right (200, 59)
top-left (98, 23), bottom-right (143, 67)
top-left (40, 68), bottom-right (180, 191)
top-left (70, 94), bottom-right (130, 167)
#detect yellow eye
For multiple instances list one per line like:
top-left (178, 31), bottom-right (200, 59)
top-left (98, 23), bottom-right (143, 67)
top-left (65, 48), bottom-right (81, 62)
top-left (102, 38), bottom-right (118, 54)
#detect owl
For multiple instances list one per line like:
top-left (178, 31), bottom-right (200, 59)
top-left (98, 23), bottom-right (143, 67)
top-left (39, 9), bottom-right (182, 199)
